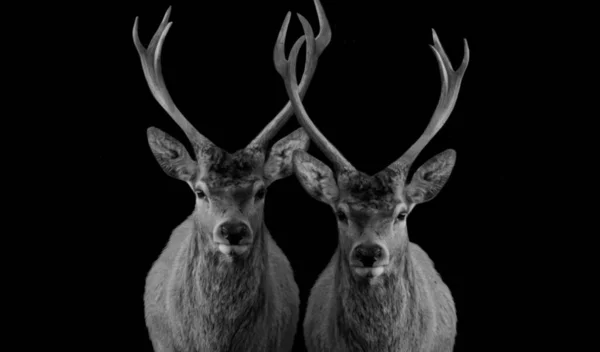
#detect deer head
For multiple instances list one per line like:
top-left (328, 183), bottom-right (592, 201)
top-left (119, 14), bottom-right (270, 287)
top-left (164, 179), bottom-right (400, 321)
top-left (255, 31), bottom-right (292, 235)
top-left (133, 1), bottom-right (331, 258)
top-left (278, 29), bottom-right (469, 281)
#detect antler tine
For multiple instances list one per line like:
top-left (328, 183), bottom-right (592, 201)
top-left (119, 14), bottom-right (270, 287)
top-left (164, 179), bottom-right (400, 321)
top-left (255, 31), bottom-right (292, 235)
top-left (133, 7), bottom-right (214, 157)
top-left (246, 0), bottom-right (332, 151)
top-left (281, 28), bottom-right (354, 173)
top-left (389, 29), bottom-right (469, 175)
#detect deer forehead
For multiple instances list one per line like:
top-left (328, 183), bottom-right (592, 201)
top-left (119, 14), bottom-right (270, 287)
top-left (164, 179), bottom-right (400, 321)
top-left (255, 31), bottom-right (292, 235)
top-left (339, 172), bottom-right (404, 212)
top-left (208, 180), bottom-right (262, 202)
top-left (203, 173), bottom-right (263, 190)
top-left (200, 149), bottom-right (265, 189)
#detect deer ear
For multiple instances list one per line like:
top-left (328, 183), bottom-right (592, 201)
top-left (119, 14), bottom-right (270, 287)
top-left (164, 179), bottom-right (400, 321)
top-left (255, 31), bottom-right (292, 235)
top-left (404, 149), bottom-right (456, 205)
top-left (292, 150), bottom-right (339, 204)
top-left (147, 127), bottom-right (198, 183)
top-left (264, 128), bottom-right (310, 183)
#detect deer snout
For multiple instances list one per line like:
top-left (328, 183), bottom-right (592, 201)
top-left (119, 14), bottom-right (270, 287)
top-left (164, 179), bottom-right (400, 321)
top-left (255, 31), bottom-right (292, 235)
top-left (217, 221), bottom-right (251, 246)
top-left (350, 243), bottom-right (389, 279)
top-left (350, 243), bottom-right (387, 268)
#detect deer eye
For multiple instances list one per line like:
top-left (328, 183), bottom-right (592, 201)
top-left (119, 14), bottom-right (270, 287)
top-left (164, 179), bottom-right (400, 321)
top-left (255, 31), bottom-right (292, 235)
top-left (255, 187), bottom-right (266, 200)
top-left (195, 189), bottom-right (207, 200)
top-left (335, 210), bottom-right (348, 222)
top-left (396, 211), bottom-right (408, 221)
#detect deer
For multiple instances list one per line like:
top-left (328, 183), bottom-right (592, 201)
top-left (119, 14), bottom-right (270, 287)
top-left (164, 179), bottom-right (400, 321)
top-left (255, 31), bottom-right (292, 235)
top-left (275, 18), bottom-right (470, 352)
top-left (132, 1), bottom-right (331, 351)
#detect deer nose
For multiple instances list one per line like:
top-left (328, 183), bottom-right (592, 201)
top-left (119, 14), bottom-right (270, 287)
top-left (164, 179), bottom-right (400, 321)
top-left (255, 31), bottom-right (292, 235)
top-left (352, 244), bottom-right (384, 267)
top-left (218, 221), bottom-right (250, 245)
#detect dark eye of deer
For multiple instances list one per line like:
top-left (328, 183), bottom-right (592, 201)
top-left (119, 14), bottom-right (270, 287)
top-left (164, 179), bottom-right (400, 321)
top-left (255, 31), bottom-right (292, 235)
top-left (397, 211), bottom-right (408, 221)
top-left (255, 188), bottom-right (266, 200)
top-left (335, 210), bottom-right (348, 222)
top-left (195, 189), bottom-right (207, 199)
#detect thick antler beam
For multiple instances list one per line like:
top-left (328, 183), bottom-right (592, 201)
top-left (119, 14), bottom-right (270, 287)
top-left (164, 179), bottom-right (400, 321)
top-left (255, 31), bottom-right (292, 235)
top-left (133, 7), bottom-right (214, 156)
top-left (275, 5), bottom-right (355, 173)
top-left (394, 29), bottom-right (470, 169)
top-left (283, 31), bottom-right (355, 172)
top-left (247, 0), bottom-right (331, 150)
top-left (384, 29), bottom-right (469, 180)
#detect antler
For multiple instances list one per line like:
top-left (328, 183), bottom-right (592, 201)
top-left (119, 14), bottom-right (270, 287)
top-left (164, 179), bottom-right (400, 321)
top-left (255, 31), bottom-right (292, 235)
top-left (133, 7), bottom-right (215, 157)
top-left (386, 29), bottom-right (469, 178)
top-left (246, 0), bottom-right (332, 151)
top-left (277, 16), bottom-right (354, 173)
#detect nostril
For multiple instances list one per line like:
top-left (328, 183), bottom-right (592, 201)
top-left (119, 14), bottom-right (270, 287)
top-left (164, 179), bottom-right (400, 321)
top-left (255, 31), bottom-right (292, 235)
top-left (360, 256), bottom-right (376, 267)
top-left (354, 245), bottom-right (384, 267)
top-left (227, 233), bottom-right (242, 245)
top-left (220, 222), bottom-right (250, 245)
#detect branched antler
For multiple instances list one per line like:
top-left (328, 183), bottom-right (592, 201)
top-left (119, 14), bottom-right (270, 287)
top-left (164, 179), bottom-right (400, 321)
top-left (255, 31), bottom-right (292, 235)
top-left (133, 7), bottom-right (215, 157)
top-left (277, 15), bottom-right (355, 173)
top-left (386, 29), bottom-right (469, 179)
top-left (247, 0), bottom-right (332, 151)
top-left (134, 2), bottom-right (332, 159)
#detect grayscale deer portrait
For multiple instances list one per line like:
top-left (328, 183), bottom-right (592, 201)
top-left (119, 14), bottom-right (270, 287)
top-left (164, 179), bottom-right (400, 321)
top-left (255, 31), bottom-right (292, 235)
top-left (275, 11), bottom-right (469, 351)
top-left (132, 1), bottom-right (330, 350)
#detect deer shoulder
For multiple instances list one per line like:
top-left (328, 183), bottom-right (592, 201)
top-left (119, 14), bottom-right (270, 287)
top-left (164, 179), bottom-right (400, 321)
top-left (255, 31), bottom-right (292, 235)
top-left (409, 243), bottom-right (456, 340)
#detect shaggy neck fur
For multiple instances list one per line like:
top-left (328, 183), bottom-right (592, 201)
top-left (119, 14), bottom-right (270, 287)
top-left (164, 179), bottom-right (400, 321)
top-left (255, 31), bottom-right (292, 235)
top-left (169, 221), bottom-right (271, 351)
top-left (334, 244), bottom-right (430, 352)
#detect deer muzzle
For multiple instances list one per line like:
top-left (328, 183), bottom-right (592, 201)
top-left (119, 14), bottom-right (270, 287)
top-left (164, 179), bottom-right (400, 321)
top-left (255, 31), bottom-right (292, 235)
top-left (349, 242), bottom-right (389, 278)
top-left (214, 220), bottom-right (253, 255)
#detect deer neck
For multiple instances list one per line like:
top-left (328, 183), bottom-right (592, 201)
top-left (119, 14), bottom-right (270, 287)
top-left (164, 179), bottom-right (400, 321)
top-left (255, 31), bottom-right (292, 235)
top-left (169, 220), bottom-right (271, 350)
top-left (333, 245), bottom-right (429, 351)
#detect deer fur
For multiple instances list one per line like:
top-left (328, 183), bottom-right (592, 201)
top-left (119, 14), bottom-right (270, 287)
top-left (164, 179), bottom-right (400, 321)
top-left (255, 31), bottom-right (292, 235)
top-left (293, 151), bottom-right (458, 352)
top-left (272, 10), bottom-right (468, 348)
top-left (144, 215), bottom-right (299, 352)
top-left (134, 1), bottom-right (333, 350)
top-left (143, 129), bottom-right (308, 352)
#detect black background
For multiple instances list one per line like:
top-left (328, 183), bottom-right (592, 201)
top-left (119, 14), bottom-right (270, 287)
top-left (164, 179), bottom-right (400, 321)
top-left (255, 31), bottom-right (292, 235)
top-left (50, 0), bottom-right (535, 351)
